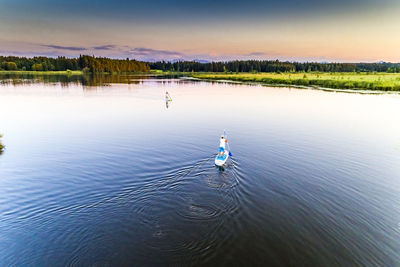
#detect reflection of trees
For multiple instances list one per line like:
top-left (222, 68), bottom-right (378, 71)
top-left (0, 73), bottom-right (154, 87)
top-left (80, 74), bottom-right (145, 86)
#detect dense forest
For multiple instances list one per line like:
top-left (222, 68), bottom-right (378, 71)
top-left (0, 55), bottom-right (150, 73)
top-left (150, 60), bottom-right (400, 73)
top-left (1, 56), bottom-right (400, 73)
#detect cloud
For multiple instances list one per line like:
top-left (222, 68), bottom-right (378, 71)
top-left (92, 45), bottom-right (116, 50)
top-left (41, 44), bottom-right (87, 51)
top-left (246, 52), bottom-right (266, 56)
top-left (0, 49), bottom-right (75, 58)
top-left (130, 47), bottom-right (183, 57)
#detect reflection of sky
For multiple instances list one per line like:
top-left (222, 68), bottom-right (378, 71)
top-left (1, 0), bottom-right (400, 61)
top-left (1, 81), bottom-right (400, 266)
top-left (1, 81), bottom-right (399, 219)
top-left (1, 81), bottom-right (400, 148)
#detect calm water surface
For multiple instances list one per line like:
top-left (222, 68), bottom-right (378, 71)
top-left (0, 75), bottom-right (399, 266)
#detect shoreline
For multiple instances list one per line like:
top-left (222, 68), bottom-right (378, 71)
top-left (0, 70), bottom-right (152, 75)
top-left (1, 70), bottom-right (400, 92)
top-left (0, 70), bottom-right (83, 75)
top-left (184, 76), bottom-right (400, 94)
top-left (190, 72), bottom-right (400, 92)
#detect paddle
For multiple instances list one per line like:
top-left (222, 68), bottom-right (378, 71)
top-left (224, 130), bottom-right (232, 156)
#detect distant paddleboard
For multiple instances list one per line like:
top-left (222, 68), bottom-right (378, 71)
top-left (165, 92), bottom-right (172, 102)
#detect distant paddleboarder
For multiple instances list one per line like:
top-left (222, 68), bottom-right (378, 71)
top-left (165, 91), bottom-right (172, 109)
top-left (165, 91), bottom-right (172, 102)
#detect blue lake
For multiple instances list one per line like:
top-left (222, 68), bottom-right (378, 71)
top-left (0, 76), bottom-right (399, 265)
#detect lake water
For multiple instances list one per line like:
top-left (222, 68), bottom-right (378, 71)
top-left (0, 75), bottom-right (399, 266)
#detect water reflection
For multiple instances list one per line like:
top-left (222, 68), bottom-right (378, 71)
top-left (0, 73), bottom-right (150, 87)
top-left (165, 91), bottom-right (172, 109)
top-left (0, 73), bottom-right (189, 88)
top-left (0, 77), bottom-right (399, 266)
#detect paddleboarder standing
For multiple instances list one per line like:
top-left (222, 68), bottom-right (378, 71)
top-left (219, 135), bottom-right (228, 158)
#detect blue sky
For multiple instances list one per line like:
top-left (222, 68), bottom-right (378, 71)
top-left (1, 0), bottom-right (399, 62)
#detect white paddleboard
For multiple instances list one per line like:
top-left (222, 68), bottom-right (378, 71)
top-left (215, 150), bottom-right (229, 166)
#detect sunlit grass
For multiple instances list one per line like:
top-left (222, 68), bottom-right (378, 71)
top-left (0, 70), bottom-right (83, 75)
top-left (192, 72), bottom-right (400, 91)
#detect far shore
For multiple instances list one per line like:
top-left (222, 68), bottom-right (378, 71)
top-left (191, 72), bottom-right (400, 91)
top-left (1, 70), bottom-right (400, 91)
top-left (0, 70), bottom-right (156, 75)
top-left (0, 70), bottom-right (83, 75)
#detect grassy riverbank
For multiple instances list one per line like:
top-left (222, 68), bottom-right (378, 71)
top-left (2, 70), bottom-right (400, 91)
top-left (0, 70), bottom-right (155, 76)
top-left (0, 70), bottom-right (83, 75)
top-left (191, 72), bottom-right (400, 91)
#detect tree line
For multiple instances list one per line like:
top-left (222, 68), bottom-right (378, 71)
top-left (150, 60), bottom-right (400, 73)
top-left (0, 55), bottom-right (150, 73)
top-left (2, 56), bottom-right (399, 73)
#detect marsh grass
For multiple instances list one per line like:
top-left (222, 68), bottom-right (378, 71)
top-left (192, 72), bottom-right (400, 91)
top-left (0, 70), bottom-right (83, 75)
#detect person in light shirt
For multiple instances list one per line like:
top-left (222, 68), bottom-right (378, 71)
top-left (218, 135), bottom-right (228, 158)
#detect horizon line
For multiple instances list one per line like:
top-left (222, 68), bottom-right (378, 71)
top-left (0, 54), bottom-right (399, 64)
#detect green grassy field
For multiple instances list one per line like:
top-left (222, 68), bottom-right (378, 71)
top-left (0, 70), bottom-right (83, 75)
top-left (191, 72), bottom-right (400, 91)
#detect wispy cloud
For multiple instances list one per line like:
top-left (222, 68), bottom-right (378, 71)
top-left (41, 44), bottom-right (87, 51)
top-left (246, 52), bottom-right (266, 56)
top-left (92, 45), bottom-right (116, 50)
top-left (3, 41), bottom-right (361, 62)
top-left (130, 47), bottom-right (183, 57)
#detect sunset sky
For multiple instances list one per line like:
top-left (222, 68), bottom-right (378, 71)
top-left (1, 0), bottom-right (400, 62)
